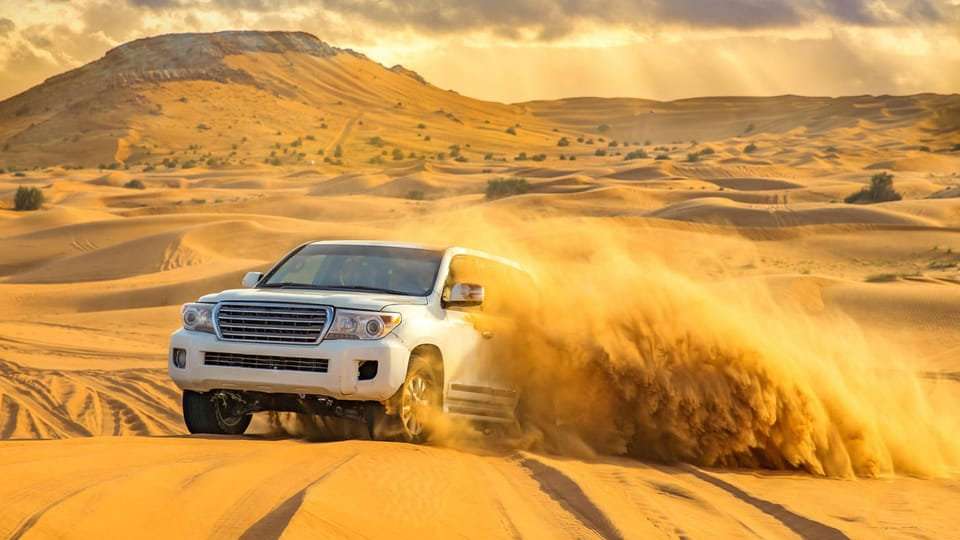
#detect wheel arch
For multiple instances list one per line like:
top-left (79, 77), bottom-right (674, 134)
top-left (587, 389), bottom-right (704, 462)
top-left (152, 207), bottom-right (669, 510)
top-left (409, 343), bottom-right (444, 391)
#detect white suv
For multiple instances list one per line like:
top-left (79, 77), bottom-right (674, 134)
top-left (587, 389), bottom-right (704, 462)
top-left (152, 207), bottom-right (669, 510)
top-left (168, 241), bottom-right (529, 442)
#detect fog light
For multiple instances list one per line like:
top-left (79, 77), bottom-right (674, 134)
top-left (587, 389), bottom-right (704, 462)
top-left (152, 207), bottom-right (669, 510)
top-left (357, 360), bottom-right (378, 381)
top-left (172, 348), bottom-right (187, 369)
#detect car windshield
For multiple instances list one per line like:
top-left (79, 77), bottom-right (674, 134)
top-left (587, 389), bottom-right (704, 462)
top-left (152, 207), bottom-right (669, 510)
top-left (261, 244), bottom-right (443, 296)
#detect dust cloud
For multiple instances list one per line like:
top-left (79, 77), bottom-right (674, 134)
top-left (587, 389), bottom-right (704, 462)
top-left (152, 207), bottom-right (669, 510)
top-left (406, 212), bottom-right (960, 478)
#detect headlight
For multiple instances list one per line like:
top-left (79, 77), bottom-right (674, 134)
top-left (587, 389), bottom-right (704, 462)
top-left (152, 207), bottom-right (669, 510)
top-left (326, 310), bottom-right (401, 340)
top-left (182, 303), bottom-right (215, 334)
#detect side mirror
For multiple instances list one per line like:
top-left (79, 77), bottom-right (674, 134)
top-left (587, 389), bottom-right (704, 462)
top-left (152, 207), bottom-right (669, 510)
top-left (242, 271), bottom-right (263, 288)
top-left (444, 282), bottom-right (484, 307)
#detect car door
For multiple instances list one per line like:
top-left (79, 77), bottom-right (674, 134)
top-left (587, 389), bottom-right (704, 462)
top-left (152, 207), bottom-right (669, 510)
top-left (440, 255), bottom-right (521, 423)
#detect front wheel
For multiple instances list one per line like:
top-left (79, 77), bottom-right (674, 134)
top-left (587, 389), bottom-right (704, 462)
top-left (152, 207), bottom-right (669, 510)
top-left (182, 390), bottom-right (252, 435)
top-left (384, 355), bottom-right (441, 443)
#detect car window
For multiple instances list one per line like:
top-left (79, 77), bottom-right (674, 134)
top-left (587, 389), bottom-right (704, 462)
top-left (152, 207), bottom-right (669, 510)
top-left (445, 255), bottom-right (535, 314)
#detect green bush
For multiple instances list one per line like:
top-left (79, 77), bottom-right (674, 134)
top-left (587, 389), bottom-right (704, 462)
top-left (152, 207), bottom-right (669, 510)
top-left (505, 127), bottom-right (517, 135)
top-left (124, 179), bottom-right (146, 190)
top-left (594, 148), bottom-right (607, 157)
top-left (14, 186), bottom-right (44, 211)
top-left (597, 124), bottom-right (610, 133)
top-left (844, 172), bottom-right (902, 204)
top-left (392, 148), bottom-right (405, 161)
top-left (485, 178), bottom-right (530, 200)
top-left (686, 153), bottom-right (700, 162)
top-left (624, 149), bottom-right (648, 160)
top-left (368, 136), bottom-right (385, 147)
top-left (655, 154), bottom-right (670, 161)
top-left (334, 145), bottom-right (343, 158)
top-left (744, 143), bottom-right (758, 154)
top-left (557, 137), bottom-right (570, 147)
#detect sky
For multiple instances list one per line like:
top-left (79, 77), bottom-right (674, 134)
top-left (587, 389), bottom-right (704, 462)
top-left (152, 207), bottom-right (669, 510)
top-left (0, 0), bottom-right (958, 103)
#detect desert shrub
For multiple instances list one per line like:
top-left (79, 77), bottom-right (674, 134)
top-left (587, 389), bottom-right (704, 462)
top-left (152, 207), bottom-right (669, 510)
top-left (305, 135), bottom-right (316, 141)
top-left (744, 143), bottom-right (758, 154)
top-left (624, 149), bottom-right (648, 160)
top-left (506, 127), bottom-right (517, 135)
top-left (269, 157), bottom-right (281, 166)
top-left (531, 154), bottom-right (546, 162)
top-left (698, 147), bottom-right (714, 156)
top-left (181, 160), bottom-right (197, 169)
top-left (196, 123), bottom-right (210, 130)
top-left (686, 153), bottom-right (700, 162)
top-left (585, 138), bottom-right (594, 145)
top-left (655, 154), bottom-right (670, 160)
top-left (392, 148), bottom-right (404, 161)
top-left (14, 186), bottom-right (43, 211)
top-left (844, 172), bottom-right (902, 204)
top-left (291, 138), bottom-right (302, 147)
top-left (407, 190), bottom-right (425, 200)
top-left (824, 145), bottom-right (838, 153)
top-left (515, 152), bottom-right (528, 161)
top-left (608, 140), bottom-right (619, 147)
top-left (368, 136), bottom-right (385, 147)
top-left (123, 179), bottom-right (146, 190)
top-left (577, 137), bottom-right (584, 143)
top-left (334, 145), bottom-right (343, 158)
top-left (485, 178), bottom-right (530, 200)
top-left (424, 135), bottom-right (432, 141)
top-left (919, 145), bottom-right (931, 152)
top-left (594, 149), bottom-right (607, 157)
top-left (13, 171), bottom-right (26, 177)
top-left (454, 155), bottom-right (468, 162)
top-left (317, 149), bottom-right (325, 155)
top-left (368, 155), bottom-right (385, 165)
top-left (597, 124), bottom-right (610, 133)
top-left (952, 143), bottom-right (960, 151)
top-left (557, 137), bottom-right (570, 147)
top-left (559, 154), bottom-right (567, 160)
top-left (569, 155), bottom-right (577, 161)
top-left (484, 153), bottom-right (494, 160)
top-left (417, 123), bottom-right (427, 129)
top-left (743, 123), bottom-right (755, 134)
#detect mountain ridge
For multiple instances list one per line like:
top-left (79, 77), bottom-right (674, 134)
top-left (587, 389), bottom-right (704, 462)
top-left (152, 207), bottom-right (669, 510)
top-left (0, 30), bottom-right (957, 169)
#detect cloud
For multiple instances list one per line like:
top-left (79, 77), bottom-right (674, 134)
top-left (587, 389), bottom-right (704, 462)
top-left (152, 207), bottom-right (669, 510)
top-left (296, 0), bottom-right (953, 38)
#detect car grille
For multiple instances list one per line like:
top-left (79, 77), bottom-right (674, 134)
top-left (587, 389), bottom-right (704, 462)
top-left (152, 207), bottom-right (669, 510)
top-left (204, 351), bottom-right (329, 373)
top-left (215, 302), bottom-right (332, 345)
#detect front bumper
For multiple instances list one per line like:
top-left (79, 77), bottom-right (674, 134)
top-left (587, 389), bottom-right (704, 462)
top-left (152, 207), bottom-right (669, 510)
top-left (168, 329), bottom-right (409, 401)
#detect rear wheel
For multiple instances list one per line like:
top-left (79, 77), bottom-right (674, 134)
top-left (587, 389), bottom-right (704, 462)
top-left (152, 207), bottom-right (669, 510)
top-left (182, 390), bottom-right (252, 435)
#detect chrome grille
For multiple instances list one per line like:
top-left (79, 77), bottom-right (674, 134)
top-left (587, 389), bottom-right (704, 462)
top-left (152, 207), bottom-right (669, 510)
top-left (203, 351), bottom-right (329, 373)
top-left (215, 302), bottom-right (332, 345)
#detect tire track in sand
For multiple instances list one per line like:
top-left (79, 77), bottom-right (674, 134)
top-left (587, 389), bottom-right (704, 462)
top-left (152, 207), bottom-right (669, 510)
top-left (519, 456), bottom-right (624, 540)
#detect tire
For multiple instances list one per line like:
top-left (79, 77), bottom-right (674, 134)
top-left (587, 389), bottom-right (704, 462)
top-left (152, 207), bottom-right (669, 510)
top-left (182, 390), bottom-right (251, 435)
top-left (395, 355), bottom-right (442, 443)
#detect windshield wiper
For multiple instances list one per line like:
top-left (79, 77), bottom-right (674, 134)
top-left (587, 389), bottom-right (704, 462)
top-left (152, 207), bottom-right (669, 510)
top-left (259, 282), bottom-right (319, 289)
top-left (316, 285), bottom-right (418, 296)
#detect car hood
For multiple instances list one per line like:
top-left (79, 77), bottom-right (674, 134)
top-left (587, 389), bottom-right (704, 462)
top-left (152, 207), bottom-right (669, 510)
top-left (199, 288), bottom-right (428, 311)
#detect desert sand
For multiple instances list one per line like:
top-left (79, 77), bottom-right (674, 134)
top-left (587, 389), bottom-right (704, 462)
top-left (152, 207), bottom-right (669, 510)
top-left (1, 31), bottom-right (959, 538)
